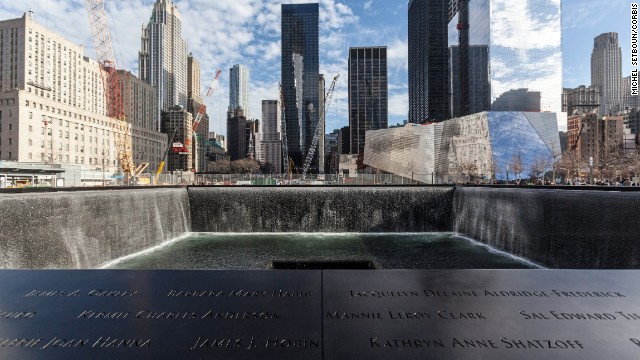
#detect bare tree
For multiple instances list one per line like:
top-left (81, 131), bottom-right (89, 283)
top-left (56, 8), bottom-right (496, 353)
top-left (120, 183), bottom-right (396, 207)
top-left (508, 152), bottom-right (524, 181)
top-left (260, 162), bottom-right (276, 174)
top-left (528, 156), bottom-right (547, 183)
top-left (626, 148), bottom-right (640, 181)
top-left (555, 150), bottom-right (582, 184)
top-left (596, 139), bottom-right (625, 181)
top-left (459, 161), bottom-right (478, 182)
top-left (208, 161), bottom-right (230, 174)
top-left (231, 159), bottom-right (261, 174)
top-left (549, 144), bottom-right (563, 185)
top-left (490, 160), bottom-right (502, 182)
top-left (406, 160), bottom-right (417, 183)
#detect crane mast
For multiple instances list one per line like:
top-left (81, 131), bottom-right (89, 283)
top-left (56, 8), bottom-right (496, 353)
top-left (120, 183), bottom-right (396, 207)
top-left (301, 75), bottom-right (339, 177)
top-left (279, 83), bottom-right (289, 174)
top-left (187, 69), bottom-right (222, 146)
top-left (85, 0), bottom-right (137, 178)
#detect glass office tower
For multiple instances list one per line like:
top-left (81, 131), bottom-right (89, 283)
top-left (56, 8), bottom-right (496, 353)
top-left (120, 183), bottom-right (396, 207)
top-left (408, 0), bottom-right (450, 123)
top-left (448, 0), bottom-right (562, 114)
top-left (348, 47), bottom-right (389, 155)
top-left (449, 45), bottom-right (490, 118)
top-left (281, 3), bottom-right (320, 171)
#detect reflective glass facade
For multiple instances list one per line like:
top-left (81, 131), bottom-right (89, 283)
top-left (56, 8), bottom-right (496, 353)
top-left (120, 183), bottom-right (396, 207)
top-left (281, 4), bottom-right (320, 170)
top-left (449, 45), bottom-right (490, 117)
top-left (448, 0), bottom-right (562, 114)
top-left (364, 112), bottom-right (561, 182)
top-left (408, 0), bottom-right (450, 123)
top-left (348, 47), bottom-right (389, 155)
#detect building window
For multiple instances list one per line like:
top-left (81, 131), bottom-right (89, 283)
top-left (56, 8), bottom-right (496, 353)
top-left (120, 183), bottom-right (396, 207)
top-left (29, 112), bottom-right (33, 119)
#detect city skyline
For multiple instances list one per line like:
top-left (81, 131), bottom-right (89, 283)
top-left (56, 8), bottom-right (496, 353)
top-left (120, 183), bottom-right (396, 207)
top-left (0, 0), bottom-right (633, 134)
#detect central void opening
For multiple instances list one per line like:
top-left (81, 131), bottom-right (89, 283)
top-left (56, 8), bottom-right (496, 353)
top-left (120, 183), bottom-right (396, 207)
top-left (105, 233), bottom-right (540, 270)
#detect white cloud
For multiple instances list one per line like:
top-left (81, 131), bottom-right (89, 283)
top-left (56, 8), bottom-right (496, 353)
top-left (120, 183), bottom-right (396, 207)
top-left (0, 0), bottom-right (408, 135)
top-left (320, 0), bottom-right (358, 31)
top-left (387, 38), bottom-right (408, 72)
top-left (491, 0), bottom-right (562, 50)
top-left (388, 91), bottom-right (408, 119)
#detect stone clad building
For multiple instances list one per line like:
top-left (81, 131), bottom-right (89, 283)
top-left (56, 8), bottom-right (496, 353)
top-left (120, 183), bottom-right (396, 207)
top-left (365, 112), bottom-right (561, 183)
top-left (0, 13), bottom-right (166, 175)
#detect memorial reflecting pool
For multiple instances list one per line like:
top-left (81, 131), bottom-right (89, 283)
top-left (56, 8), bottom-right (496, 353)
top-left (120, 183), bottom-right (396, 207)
top-left (105, 233), bottom-right (540, 270)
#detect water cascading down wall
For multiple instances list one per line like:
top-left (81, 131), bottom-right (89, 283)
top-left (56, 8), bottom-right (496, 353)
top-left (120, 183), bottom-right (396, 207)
top-left (1, 186), bottom-right (639, 269)
top-left (0, 188), bottom-right (190, 268)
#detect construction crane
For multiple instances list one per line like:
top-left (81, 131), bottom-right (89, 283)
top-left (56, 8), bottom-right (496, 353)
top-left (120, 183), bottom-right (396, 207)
top-left (301, 74), bottom-right (340, 177)
top-left (279, 83), bottom-right (289, 174)
top-left (185, 69), bottom-right (222, 148)
top-left (85, 0), bottom-right (146, 181)
top-left (571, 123), bottom-right (587, 150)
top-left (156, 128), bottom-right (179, 182)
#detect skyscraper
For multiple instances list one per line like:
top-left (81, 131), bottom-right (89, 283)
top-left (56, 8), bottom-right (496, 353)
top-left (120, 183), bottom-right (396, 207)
top-left (408, 0), bottom-right (450, 123)
top-left (188, 54), bottom-right (202, 106)
top-left (592, 33), bottom-right (622, 116)
top-left (139, 0), bottom-right (189, 131)
top-left (449, 45), bottom-right (490, 118)
top-left (227, 109), bottom-right (248, 161)
top-left (348, 47), bottom-right (389, 155)
top-left (187, 54), bottom-right (208, 172)
top-left (281, 3), bottom-right (320, 170)
top-left (448, 0), bottom-right (562, 114)
top-left (256, 100), bottom-right (282, 173)
top-left (229, 64), bottom-right (251, 118)
top-left (623, 76), bottom-right (639, 110)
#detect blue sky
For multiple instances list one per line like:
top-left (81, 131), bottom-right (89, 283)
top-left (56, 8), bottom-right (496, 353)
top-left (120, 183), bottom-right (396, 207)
top-left (0, 0), bottom-right (634, 135)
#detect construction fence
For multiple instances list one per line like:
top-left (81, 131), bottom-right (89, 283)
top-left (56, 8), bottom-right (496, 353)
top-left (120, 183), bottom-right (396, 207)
top-left (63, 172), bottom-right (448, 187)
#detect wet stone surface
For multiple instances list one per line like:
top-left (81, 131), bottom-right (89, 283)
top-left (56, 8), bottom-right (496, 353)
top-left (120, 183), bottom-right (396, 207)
top-left (0, 270), bottom-right (639, 359)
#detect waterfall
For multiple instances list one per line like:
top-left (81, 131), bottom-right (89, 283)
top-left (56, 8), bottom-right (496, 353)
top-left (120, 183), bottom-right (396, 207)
top-left (188, 187), bottom-right (455, 233)
top-left (453, 187), bottom-right (640, 269)
top-left (0, 188), bottom-right (191, 269)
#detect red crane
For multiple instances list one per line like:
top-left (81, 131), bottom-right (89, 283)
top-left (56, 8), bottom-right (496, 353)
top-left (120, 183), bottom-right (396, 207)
top-left (184, 69), bottom-right (222, 149)
top-left (85, 0), bottom-right (147, 178)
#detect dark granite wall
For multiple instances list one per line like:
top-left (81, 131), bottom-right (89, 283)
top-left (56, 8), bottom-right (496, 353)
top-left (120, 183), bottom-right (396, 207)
top-left (188, 186), bottom-right (455, 233)
top-left (2, 186), bottom-right (639, 270)
top-left (453, 187), bottom-right (640, 269)
top-left (0, 188), bottom-right (191, 269)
